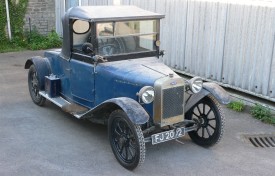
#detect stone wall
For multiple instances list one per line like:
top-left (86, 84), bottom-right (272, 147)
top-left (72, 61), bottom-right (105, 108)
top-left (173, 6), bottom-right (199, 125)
top-left (24, 0), bottom-right (55, 35)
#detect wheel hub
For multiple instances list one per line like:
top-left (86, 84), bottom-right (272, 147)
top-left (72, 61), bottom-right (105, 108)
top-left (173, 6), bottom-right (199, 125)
top-left (199, 115), bottom-right (208, 127)
top-left (118, 134), bottom-right (130, 146)
top-left (32, 74), bottom-right (39, 88)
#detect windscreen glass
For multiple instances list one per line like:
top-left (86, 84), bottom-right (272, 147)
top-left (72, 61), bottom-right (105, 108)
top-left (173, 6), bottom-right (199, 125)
top-left (96, 20), bottom-right (158, 56)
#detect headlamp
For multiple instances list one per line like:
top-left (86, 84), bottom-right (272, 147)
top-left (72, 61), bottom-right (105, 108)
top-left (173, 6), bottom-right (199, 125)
top-left (187, 77), bottom-right (203, 94)
top-left (138, 86), bottom-right (155, 104)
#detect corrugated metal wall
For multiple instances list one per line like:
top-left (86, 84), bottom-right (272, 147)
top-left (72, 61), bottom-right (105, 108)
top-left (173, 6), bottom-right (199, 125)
top-left (55, 0), bottom-right (275, 102)
top-left (55, 0), bottom-right (65, 36)
top-left (120, 0), bottom-right (275, 102)
top-left (222, 1), bottom-right (275, 100)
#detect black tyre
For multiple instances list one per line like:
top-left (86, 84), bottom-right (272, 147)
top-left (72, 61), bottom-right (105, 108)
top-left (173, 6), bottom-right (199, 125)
top-left (108, 110), bottom-right (145, 170)
top-left (186, 95), bottom-right (224, 147)
top-left (28, 65), bottom-right (46, 106)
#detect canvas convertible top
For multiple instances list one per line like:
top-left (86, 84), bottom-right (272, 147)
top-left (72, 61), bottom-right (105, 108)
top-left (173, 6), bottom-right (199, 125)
top-left (67, 6), bottom-right (165, 22)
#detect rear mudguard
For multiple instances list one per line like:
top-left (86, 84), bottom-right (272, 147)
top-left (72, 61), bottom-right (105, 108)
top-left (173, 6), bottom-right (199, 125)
top-left (25, 56), bottom-right (51, 90)
top-left (185, 82), bottom-right (230, 113)
top-left (80, 97), bottom-right (150, 125)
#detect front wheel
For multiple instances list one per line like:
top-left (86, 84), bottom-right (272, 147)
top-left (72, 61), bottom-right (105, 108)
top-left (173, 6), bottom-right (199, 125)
top-left (108, 110), bottom-right (145, 170)
top-left (186, 95), bottom-right (224, 147)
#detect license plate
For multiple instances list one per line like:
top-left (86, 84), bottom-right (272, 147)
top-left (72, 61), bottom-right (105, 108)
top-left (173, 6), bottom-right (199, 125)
top-left (151, 127), bottom-right (185, 145)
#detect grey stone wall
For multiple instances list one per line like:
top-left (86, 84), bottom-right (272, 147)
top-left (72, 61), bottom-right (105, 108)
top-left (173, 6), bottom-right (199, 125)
top-left (24, 0), bottom-right (55, 35)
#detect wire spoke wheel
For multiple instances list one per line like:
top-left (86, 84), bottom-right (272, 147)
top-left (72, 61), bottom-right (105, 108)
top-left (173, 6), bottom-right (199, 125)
top-left (108, 110), bottom-right (145, 170)
top-left (28, 65), bottom-right (46, 106)
top-left (186, 95), bottom-right (224, 147)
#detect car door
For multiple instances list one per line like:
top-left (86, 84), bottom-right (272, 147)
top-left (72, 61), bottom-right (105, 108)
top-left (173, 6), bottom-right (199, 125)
top-left (70, 58), bottom-right (95, 108)
top-left (69, 19), bottom-right (95, 108)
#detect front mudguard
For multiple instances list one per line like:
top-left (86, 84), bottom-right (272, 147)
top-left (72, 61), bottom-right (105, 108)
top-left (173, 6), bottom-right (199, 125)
top-left (81, 97), bottom-right (150, 125)
top-left (25, 56), bottom-right (51, 90)
top-left (185, 82), bottom-right (230, 113)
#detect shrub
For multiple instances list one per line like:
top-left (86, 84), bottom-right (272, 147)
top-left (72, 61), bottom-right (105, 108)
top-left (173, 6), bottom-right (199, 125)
top-left (0, 28), bottom-right (62, 52)
top-left (251, 104), bottom-right (275, 125)
top-left (227, 101), bottom-right (245, 112)
top-left (27, 28), bottom-right (62, 50)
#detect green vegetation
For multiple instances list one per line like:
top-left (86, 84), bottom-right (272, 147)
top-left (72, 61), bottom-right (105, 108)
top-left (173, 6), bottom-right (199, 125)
top-left (227, 100), bottom-right (275, 125)
top-left (0, 40), bottom-right (26, 53)
top-left (0, 0), bottom-right (28, 44)
top-left (0, 30), bottom-right (62, 53)
top-left (0, 0), bottom-right (61, 53)
top-left (26, 29), bottom-right (62, 50)
top-left (251, 104), bottom-right (275, 125)
top-left (227, 101), bottom-right (245, 112)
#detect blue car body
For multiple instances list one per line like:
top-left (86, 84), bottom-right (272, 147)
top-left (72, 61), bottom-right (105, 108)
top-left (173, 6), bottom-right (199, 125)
top-left (42, 49), bottom-right (174, 119)
top-left (25, 6), bottom-right (230, 170)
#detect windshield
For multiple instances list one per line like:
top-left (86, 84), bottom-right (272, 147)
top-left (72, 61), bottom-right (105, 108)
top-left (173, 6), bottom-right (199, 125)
top-left (96, 20), bottom-right (158, 56)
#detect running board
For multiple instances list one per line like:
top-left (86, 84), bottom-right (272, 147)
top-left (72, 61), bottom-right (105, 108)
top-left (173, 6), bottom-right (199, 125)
top-left (39, 91), bottom-right (89, 119)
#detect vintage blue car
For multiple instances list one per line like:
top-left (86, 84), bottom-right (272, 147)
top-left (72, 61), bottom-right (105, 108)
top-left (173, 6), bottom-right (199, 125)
top-left (25, 6), bottom-right (230, 170)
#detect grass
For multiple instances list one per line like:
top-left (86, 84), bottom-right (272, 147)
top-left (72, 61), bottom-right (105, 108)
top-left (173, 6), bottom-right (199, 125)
top-left (251, 103), bottom-right (275, 125)
top-left (0, 43), bottom-right (26, 53)
top-left (227, 100), bottom-right (275, 125)
top-left (27, 30), bottom-right (62, 50)
top-left (227, 101), bottom-right (245, 112)
top-left (0, 30), bottom-right (62, 53)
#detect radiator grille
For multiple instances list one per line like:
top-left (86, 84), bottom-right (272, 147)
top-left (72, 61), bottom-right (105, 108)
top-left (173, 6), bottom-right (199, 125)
top-left (162, 86), bottom-right (184, 119)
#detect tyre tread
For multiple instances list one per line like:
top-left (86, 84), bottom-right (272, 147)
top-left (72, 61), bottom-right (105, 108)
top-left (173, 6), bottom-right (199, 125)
top-left (108, 109), bottom-right (146, 170)
top-left (208, 95), bottom-right (225, 146)
top-left (28, 65), bottom-right (46, 106)
top-left (186, 95), bottom-right (225, 147)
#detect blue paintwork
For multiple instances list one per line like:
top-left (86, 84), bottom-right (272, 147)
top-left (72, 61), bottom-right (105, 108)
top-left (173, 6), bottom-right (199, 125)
top-left (27, 49), bottom-right (229, 123)
top-left (41, 49), bottom-right (176, 119)
top-left (44, 50), bottom-right (71, 99)
top-left (94, 57), bottom-right (174, 117)
top-left (70, 59), bottom-right (95, 107)
top-left (25, 56), bottom-right (51, 90)
top-left (94, 57), bottom-right (171, 104)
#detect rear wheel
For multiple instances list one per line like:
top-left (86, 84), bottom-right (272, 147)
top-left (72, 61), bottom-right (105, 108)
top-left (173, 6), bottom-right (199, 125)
top-left (28, 65), bottom-right (46, 106)
top-left (108, 110), bottom-right (145, 170)
top-left (186, 95), bottom-right (224, 147)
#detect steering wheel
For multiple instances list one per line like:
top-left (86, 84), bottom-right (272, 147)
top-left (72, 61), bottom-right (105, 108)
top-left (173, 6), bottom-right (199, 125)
top-left (98, 38), bottom-right (125, 56)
